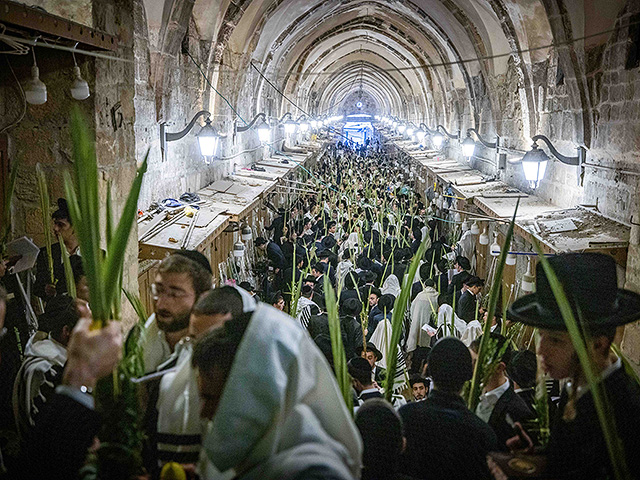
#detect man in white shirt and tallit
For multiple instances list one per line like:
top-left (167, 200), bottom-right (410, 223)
top-left (407, 278), bottom-right (439, 353)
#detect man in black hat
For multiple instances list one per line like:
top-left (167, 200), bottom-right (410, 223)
top-left (348, 357), bottom-right (383, 406)
top-left (399, 337), bottom-right (498, 479)
top-left (447, 255), bottom-right (471, 298)
top-left (505, 253), bottom-right (640, 479)
top-left (255, 237), bottom-right (286, 272)
top-left (506, 349), bottom-right (538, 412)
top-left (34, 198), bottom-right (80, 300)
top-left (356, 341), bottom-right (385, 384)
top-left (456, 276), bottom-right (484, 323)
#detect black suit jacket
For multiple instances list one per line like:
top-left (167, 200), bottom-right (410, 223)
top-left (456, 290), bottom-right (479, 323)
top-left (487, 383), bottom-right (534, 450)
top-left (400, 390), bottom-right (498, 479)
top-left (266, 241), bottom-right (286, 270)
top-left (447, 271), bottom-right (470, 296)
top-left (546, 367), bottom-right (640, 479)
top-left (19, 392), bottom-right (101, 479)
top-left (34, 242), bottom-right (74, 299)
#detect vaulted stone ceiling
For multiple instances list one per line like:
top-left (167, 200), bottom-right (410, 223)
top-left (142, 0), bottom-right (627, 149)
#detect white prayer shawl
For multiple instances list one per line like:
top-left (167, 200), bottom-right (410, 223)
top-left (461, 320), bottom-right (483, 346)
top-left (407, 287), bottom-right (439, 352)
top-left (340, 232), bottom-right (360, 255)
top-left (369, 317), bottom-right (408, 392)
top-left (200, 303), bottom-right (362, 479)
top-left (335, 260), bottom-right (354, 290)
top-left (156, 338), bottom-right (202, 466)
top-left (13, 331), bottom-right (67, 438)
top-left (381, 274), bottom-right (401, 297)
top-left (437, 304), bottom-right (467, 337)
top-left (295, 296), bottom-right (319, 329)
top-left (140, 314), bottom-right (172, 374)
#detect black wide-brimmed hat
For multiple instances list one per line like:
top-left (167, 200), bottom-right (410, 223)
top-left (508, 253), bottom-right (640, 330)
top-left (356, 342), bottom-right (383, 361)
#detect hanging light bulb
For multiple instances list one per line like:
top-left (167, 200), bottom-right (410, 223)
top-left (256, 117), bottom-right (271, 143)
top-left (461, 133), bottom-right (476, 158)
top-left (24, 48), bottom-right (47, 105)
top-left (461, 220), bottom-right (469, 232)
top-left (506, 247), bottom-right (517, 265)
top-left (454, 212), bottom-right (462, 223)
top-left (470, 221), bottom-right (480, 235)
top-left (521, 259), bottom-right (536, 293)
top-left (241, 225), bottom-right (253, 241)
top-left (490, 232), bottom-right (501, 256)
top-left (415, 128), bottom-right (427, 143)
top-left (479, 227), bottom-right (489, 245)
top-left (70, 47), bottom-right (90, 100)
top-left (432, 132), bottom-right (444, 148)
top-left (233, 241), bottom-right (246, 257)
top-left (299, 120), bottom-right (310, 132)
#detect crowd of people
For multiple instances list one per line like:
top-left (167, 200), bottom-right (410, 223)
top-left (1, 135), bottom-right (640, 479)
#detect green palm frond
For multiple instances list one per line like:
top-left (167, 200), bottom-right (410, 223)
top-left (324, 273), bottom-right (353, 413)
top-left (384, 237), bottom-right (428, 402)
top-left (64, 107), bottom-right (148, 325)
top-left (467, 199), bottom-right (519, 411)
top-left (1, 159), bottom-right (19, 255)
top-left (57, 233), bottom-right (76, 298)
top-left (36, 164), bottom-right (54, 284)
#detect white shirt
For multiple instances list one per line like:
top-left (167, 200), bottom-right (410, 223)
top-left (476, 378), bottom-right (510, 423)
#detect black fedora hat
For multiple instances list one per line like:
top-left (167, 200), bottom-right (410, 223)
top-left (356, 342), bottom-right (383, 361)
top-left (508, 253), bottom-right (640, 330)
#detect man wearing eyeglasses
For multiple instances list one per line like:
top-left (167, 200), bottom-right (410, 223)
top-left (140, 251), bottom-right (212, 374)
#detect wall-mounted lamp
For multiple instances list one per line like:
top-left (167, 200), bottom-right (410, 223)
top-left (236, 113), bottom-right (271, 144)
top-left (279, 112), bottom-right (297, 134)
top-left (437, 124), bottom-right (460, 146)
top-left (479, 226), bottom-right (489, 245)
top-left (297, 115), bottom-right (310, 133)
top-left (160, 110), bottom-right (220, 159)
top-left (520, 134), bottom-right (586, 188)
top-left (462, 128), bottom-right (500, 158)
top-left (490, 232), bottom-right (501, 257)
top-left (470, 221), bottom-right (480, 235)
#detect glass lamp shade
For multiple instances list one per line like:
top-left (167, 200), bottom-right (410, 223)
top-left (522, 144), bottom-right (549, 187)
top-left (461, 220), bottom-right (469, 232)
top-left (197, 120), bottom-right (220, 157)
top-left (70, 66), bottom-right (90, 100)
top-left (432, 133), bottom-right (444, 148)
top-left (283, 119), bottom-right (297, 134)
top-left (233, 241), bottom-right (245, 257)
top-left (241, 226), bottom-right (252, 241)
top-left (299, 121), bottom-right (309, 132)
top-left (490, 234), bottom-right (501, 257)
top-left (470, 221), bottom-right (480, 235)
top-left (406, 126), bottom-right (415, 136)
top-left (310, 119), bottom-right (318, 129)
top-left (25, 66), bottom-right (47, 105)
top-left (397, 124), bottom-right (406, 134)
top-left (506, 252), bottom-right (517, 265)
top-left (416, 129), bottom-right (427, 142)
top-left (521, 260), bottom-right (535, 293)
top-left (392, 121), bottom-right (398, 128)
top-left (454, 212), bottom-right (462, 223)
top-left (257, 120), bottom-right (271, 143)
top-left (461, 135), bottom-right (476, 157)
top-left (479, 227), bottom-right (489, 245)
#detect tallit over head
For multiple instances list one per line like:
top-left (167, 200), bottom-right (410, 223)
top-left (201, 302), bottom-right (362, 479)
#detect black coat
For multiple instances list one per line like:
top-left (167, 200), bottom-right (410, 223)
top-left (34, 242), bottom-right (75, 299)
top-left (546, 367), bottom-right (640, 479)
top-left (447, 271), bottom-right (470, 296)
top-left (400, 390), bottom-right (498, 479)
top-left (307, 313), bottom-right (363, 360)
top-left (18, 392), bottom-right (101, 479)
top-left (266, 241), bottom-right (286, 270)
top-left (456, 290), bottom-right (479, 323)
top-left (487, 383), bottom-right (534, 450)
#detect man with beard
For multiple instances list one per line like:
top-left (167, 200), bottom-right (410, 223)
top-left (138, 251), bottom-right (212, 373)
